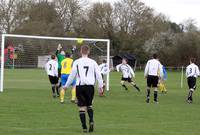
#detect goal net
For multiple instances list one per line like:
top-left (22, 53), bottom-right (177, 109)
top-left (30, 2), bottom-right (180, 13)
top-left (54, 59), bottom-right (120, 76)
top-left (0, 34), bottom-right (110, 92)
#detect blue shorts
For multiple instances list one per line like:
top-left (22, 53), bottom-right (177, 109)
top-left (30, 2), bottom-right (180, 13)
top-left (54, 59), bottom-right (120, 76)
top-left (61, 74), bottom-right (76, 86)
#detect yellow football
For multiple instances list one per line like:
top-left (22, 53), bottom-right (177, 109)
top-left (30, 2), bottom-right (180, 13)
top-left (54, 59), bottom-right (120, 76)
top-left (77, 38), bottom-right (84, 44)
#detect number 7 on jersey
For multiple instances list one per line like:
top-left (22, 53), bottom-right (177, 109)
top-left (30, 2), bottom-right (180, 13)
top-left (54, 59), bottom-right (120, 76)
top-left (84, 66), bottom-right (89, 77)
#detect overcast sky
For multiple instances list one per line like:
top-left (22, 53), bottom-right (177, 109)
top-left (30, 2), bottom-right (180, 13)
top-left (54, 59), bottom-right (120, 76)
top-left (90, 0), bottom-right (200, 27)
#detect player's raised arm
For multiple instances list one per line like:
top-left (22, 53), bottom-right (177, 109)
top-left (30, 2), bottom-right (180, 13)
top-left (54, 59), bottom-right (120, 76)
top-left (56, 44), bottom-right (62, 55)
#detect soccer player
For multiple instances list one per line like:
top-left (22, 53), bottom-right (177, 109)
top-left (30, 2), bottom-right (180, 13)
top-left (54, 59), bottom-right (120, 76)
top-left (116, 58), bottom-right (140, 92)
top-left (60, 52), bottom-right (76, 103)
top-left (99, 60), bottom-right (109, 96)
top-left (56, 44), bottom-right (65, 86)
top-left (186, 58), bottom-right (200, 104)
top-left (63, 45), bottom-right (103, 133)
top-left (144, 54), bottom-right (163, 103)
top-left (45, 54), bottom-right (59, 98)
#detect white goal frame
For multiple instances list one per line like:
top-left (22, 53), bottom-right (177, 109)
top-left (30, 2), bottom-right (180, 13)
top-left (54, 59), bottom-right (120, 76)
top-left (0, 34), bottom-right (110, 92)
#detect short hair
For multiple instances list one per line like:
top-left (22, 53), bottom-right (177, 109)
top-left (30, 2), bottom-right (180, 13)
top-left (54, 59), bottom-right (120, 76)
top-left (81, 45), bottom-right (90, 55)
top-left (190, 57), bottom-right (196, 63)
top-left (51, 54), bottom-right (56, 59)
top-left (65, 52), bottom-right (71, 58)
top-left (103, 59), bottom-right (107, 63)
top-left (153, 53), bottom-right (158, 59)
top-left (122, 58), bottom-right (128, 62)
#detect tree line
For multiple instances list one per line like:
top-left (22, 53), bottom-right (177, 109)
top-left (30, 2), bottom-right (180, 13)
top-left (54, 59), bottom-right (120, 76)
top-left (0, 0), bottom-right (200, 66)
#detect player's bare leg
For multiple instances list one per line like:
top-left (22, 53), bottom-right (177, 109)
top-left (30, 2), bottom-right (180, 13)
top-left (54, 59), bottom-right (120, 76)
top-left (146, 87), bottom-right (151, 103)
top-left (99, 81), bottom-right (105, 96)
top-left (79, 107), bottom-right (87, 132)
top-left (131, 82), bottom-right (140, 92)
top-left (121, 81), bottom-right (128, 90)
top-left (87, 106), bottom-right (94, 132)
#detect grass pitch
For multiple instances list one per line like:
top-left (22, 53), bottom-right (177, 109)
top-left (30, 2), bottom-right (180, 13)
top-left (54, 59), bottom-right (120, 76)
top-left (1, 69), bottom-right (200, 135)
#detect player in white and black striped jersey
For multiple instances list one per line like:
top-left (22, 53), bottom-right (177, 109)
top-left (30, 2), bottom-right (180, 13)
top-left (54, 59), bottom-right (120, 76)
top-left (63, 45), bottom-right (103, 133)
top-left (45, 54), bottom-right (59, 98)
top-left (144, 54), bottom-right (163, 103)
top-left (99, 60), bottom-right (109, 95)
top-left (186, 58), bottom-right (200, 103)
top-left (116, 58), bottom-right (140, 92)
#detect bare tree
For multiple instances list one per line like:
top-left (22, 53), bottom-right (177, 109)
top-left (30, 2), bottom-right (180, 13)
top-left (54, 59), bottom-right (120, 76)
top-left (86, 2), bottom-right (114, 37)
top-left (53, 0), bottom-right (85, 33)
top-left (0, 0), bottom-right (34, 33)
top-left (183, 19), bottom-right (198, 32)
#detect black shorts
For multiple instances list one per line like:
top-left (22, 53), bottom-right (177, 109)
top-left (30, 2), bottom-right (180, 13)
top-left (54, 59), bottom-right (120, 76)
top-left (147, 75), bottom-right (159, 87)
top-left (121, 77), bottom-right (133, 83)
top-left (58, 68), bottom-right (61, 78)
top-left (187, 77), bottom-right (196, 89)
top-left (76, 85), bottom-right (94, 107)
top-left (48, 75), bottom-right (59, 85)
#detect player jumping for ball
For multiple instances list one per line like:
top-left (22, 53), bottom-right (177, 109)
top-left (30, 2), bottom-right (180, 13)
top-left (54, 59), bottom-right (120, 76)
top-left (186, 57), bottom-right (200, 104)
top-left (56, 44), bottom-right (65, 88)
top-left (116, 58), bottom-right (140, 92)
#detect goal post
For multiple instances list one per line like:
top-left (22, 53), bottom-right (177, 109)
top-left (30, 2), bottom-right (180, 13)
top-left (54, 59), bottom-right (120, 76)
top-left (0, 34), bottom-right (110, 92)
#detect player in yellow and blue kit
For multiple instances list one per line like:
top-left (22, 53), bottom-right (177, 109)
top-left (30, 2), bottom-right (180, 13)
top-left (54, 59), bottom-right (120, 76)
top-left (60, 52), bottom-right (76, 103)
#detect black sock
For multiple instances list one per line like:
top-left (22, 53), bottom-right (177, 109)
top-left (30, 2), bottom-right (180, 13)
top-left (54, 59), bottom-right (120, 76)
top-left (154, 91), bottom-right (158, 102)
top-left (87, 107), bottom-right (94, 123)
top-left (147, 89), bottom-right (150, 99)
top-left (51, 85), bottom-right (55, 94)
top-left (122, 84), bottom-right (128, 90)
top-left (79, 111), bottom-right (87, 129)
top-left (56, 86), bottom-right (59, 95)
top-left (188, 90), bottom-right (193, 101)
top-left (133, 84), bottom-right (140, 91)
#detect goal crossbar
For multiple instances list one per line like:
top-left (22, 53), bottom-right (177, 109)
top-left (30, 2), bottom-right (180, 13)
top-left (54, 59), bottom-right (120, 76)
top-left (0, 34), bottom-right (110, 92)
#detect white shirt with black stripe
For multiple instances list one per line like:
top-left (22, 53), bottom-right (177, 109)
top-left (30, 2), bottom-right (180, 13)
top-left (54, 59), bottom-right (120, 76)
top-left (144, 59), bottom-right (163, 77)
top-left (186, 63), bottom-right (200, 78)
top-left (64, 57), bottom-right (103, 88)
top-left (99, 63), bottom-right (109, 75)
top-left (45, 60), bottom-right (58, 77)
top-left (116, 64), bottom-right (135, 78)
